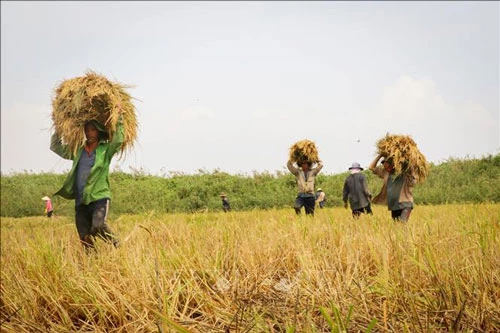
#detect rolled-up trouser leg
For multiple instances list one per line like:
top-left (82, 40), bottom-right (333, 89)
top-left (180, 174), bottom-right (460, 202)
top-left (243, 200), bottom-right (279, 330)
top-left (399, 207), bottom-right (412, 222)
top-left (294, 197), bottom-right (303, 214)
top-left (352, 209), bottom-right (363, 218)
top-left (90, 199), bottom-right (119, 246)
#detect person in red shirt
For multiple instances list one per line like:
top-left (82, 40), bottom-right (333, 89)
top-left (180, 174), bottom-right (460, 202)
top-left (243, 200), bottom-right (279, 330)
top-left (42, 196), bottom-right (54, 218)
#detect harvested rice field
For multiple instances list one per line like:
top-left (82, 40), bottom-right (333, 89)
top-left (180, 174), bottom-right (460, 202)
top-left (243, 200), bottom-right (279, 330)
top-left (1, 204), bottom-right (499, 332)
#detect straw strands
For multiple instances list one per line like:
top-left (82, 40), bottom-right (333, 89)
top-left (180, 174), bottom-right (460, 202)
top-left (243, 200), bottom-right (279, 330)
top-left (51, 70), bottom-right (138, 156)
top-left (289, 139), bottom-right (320, 164)
top-left (376, 133), bottom-right (430, 183)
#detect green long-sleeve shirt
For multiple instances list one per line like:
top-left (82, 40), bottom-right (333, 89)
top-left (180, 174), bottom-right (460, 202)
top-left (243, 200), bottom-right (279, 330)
top-left (50, 118), bottom-right (124, 205)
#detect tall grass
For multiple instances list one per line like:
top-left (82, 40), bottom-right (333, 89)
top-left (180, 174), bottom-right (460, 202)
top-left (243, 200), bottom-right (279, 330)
top-left (1, 204), bottom-right (499, 332)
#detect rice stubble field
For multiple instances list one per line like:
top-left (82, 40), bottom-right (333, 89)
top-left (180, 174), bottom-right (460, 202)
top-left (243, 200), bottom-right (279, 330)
top-left (1, 203), bottom-right (499, 332)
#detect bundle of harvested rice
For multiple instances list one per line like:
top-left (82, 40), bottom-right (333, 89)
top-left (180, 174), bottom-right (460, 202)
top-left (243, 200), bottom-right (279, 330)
top-left (51, 70), bottom-right (138, 156)
top-left (376, 133), bottom-right (430, 183)
top-left (289, 139), bottom-right (320, 164)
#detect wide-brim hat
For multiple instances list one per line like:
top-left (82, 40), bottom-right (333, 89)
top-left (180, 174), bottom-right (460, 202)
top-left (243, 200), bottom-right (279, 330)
top-left (348, 162), bottom-right (363, 170)
top-left (220, 192), bottom-right (227, 197)
top-left (317, 188), bottom-right (323, 192)
top-left (42, 196), bottom-right (50, 201)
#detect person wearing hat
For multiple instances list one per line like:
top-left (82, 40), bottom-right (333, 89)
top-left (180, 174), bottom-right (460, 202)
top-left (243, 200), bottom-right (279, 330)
top-left (220, 192), bottom-right (231, 212)
top-left (369, 154), bottom-right (416, 222)
top-left (315, 188), bottom-right (326, 208)
top-left (42, 196), bottom-right (54, 218)
top-left (287, 159), bottom-right (324, 215)
top-left (50, 109), bottom-right (124, 250)
top-left (342, 162), bottom-right (373, 218)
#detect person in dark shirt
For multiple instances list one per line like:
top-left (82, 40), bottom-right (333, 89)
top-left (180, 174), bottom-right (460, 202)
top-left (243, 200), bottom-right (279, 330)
top-left (220, 192), bottom-right (231, 212)
top-left (343, 162), bottom-right (373, 218)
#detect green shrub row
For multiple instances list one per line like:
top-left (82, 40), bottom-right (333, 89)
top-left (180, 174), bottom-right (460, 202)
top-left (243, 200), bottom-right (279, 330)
top-left (1, 154), bottom-right (499, 217)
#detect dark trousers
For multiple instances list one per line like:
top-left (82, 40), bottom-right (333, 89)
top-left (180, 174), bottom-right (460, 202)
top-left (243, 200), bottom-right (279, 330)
top-left (391, 207), bottom-right (412, 222)
top-left (75, 199), bottom-right (118, 248)
top-left (294, 196), bottom-right (316, 215)
top-left (352, 204), bottom-right (373, 218)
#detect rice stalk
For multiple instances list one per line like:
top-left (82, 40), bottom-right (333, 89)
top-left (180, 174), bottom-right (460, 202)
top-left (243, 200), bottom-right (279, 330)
top-left (51, 70), bottom-right (138, 156)
top-left (289, 139), bottom-right (320, 164)
top-left (376, 133), bottom-right (430, 183)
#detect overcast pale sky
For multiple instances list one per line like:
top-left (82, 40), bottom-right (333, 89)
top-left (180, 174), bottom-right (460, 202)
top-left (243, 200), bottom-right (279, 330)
top-left (1, 1), bottom-right (499, 176)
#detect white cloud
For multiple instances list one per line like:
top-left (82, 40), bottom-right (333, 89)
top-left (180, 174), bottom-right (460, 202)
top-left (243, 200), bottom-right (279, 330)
top-left (368, 75), bottom-right (498, 162)
top-left (1, 3), bottom-right (498, 176)
top-left (0, 102), bottom-right (72, 174)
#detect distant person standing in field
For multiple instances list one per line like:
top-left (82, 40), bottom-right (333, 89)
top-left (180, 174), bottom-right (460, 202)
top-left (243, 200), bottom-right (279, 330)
top-left (42, 196), bottom-right (54, 218)
top-left (220, 192), bottom-right (231, 212)
top-left (50, 110), bottom-right (124, 250)
top-left (287, 159), bottom-right (324, 215)
top-left (342, 162), bottom-right (373, 218)
top-left (369, 154), bottom-right (416, 222)
top-left (315, 188), bottom-right (326, 208)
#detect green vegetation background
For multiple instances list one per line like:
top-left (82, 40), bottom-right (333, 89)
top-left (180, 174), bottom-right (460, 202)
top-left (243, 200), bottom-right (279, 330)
top-left (2, 154), bottom-right (499, 218)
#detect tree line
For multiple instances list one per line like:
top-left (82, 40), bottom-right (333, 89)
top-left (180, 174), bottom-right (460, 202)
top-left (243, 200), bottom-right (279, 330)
top-left (1, 154), bottom-right (499, 218)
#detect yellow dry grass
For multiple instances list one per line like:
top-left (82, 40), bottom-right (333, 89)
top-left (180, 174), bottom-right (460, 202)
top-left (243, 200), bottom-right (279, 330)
top-left (51, 70), bottom-right (138, 156)
top-left (1, 204), bottom-right (499, 332)
top-left (376, 133), bottom-right (430, 183)
top-left (289, 139), bottom-right (320, 164)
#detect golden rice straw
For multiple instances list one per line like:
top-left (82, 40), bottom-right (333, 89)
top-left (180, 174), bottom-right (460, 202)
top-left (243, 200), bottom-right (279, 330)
top-left (289, 139), bottom-right (320, 164)
top-left (376, 133), bottom-right (430, 183)
top-left (51, 70), bottom-right (138, 156)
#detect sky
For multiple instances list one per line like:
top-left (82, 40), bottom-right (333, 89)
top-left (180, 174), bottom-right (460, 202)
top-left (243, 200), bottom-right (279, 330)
top-left (1, 1), bottom-right (499, 176)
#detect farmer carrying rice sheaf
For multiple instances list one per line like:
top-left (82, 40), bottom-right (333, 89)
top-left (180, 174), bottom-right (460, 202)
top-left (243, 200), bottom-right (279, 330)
top-left (49, 71), bottom-right (138, 251)
top-left (369, 134), bottom-right (429, 222)
top-left (287, 139), bottom-right (323, 216)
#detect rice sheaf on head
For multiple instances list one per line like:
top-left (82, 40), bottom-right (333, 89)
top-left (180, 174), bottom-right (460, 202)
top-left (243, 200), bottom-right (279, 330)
top-left (51, 70), bottom-right (138, 157)
top-left (289, 139), bottom-right (320, 165)
top-left (376, 133), bottom-right (430, 183)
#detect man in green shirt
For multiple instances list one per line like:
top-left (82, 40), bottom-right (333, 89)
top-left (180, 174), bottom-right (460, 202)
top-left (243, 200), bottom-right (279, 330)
top-left (369, 154), bottom-right (416, 222)
top-left (51, 114), bottom-right (124, 250)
